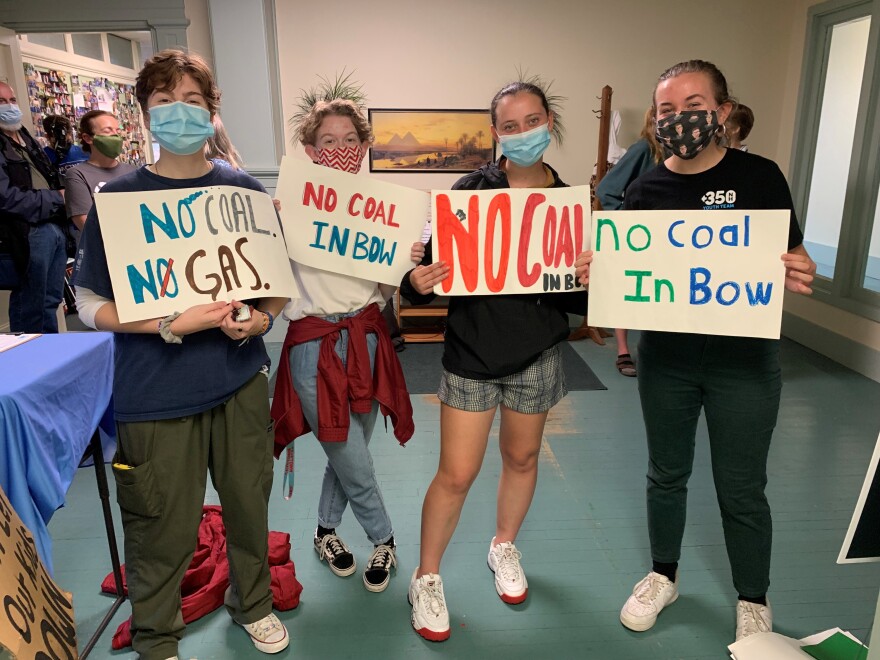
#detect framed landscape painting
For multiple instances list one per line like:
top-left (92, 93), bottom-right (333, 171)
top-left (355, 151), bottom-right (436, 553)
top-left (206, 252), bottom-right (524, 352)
top-left (368, 108), bottom-right (496, 173)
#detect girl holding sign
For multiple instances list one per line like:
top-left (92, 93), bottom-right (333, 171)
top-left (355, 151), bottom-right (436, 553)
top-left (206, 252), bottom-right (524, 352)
top-left (401, 81), bottom-right (588, 642)
top-left (272, 93), bottom-right (415, 595)
top-left (614, 60), bottom-right (816, 642)
top-left (75, 50), bottom-right (290, 658)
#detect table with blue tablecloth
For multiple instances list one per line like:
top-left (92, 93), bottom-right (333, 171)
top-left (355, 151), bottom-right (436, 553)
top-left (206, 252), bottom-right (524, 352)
top-left (0, 332), bottom-right (115, 575)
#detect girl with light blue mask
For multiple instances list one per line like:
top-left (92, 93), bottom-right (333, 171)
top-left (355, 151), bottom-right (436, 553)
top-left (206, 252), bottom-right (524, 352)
top-left (404, 80), bottom-right (593, 643)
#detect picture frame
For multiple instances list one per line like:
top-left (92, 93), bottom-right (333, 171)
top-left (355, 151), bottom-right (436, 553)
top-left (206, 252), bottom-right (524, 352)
top-left (368, 108), bottom-right (495, 173)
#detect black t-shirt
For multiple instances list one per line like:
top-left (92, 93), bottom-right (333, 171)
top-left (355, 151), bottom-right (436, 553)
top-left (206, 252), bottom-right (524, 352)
top-left (624, 147), bottom-right (804, 250)
top-left (624, 148), bottom-right (804, 353)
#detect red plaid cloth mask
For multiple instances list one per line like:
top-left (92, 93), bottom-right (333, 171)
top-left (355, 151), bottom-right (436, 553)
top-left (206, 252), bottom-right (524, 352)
top-left (316, 145), bottom-right (364, 173)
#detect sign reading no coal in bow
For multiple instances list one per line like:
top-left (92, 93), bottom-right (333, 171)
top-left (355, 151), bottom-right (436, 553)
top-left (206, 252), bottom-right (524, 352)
top-left (275, 156), bottom-right (430, 285)
top-left (95, 185), bottom-right (300, 323)
top-left (587, 210), bottom-right (790, 339)
top-left (431, 186), bottom-right (591, 295)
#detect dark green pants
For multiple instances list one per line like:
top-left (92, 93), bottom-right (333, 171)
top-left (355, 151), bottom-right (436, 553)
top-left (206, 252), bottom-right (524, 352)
top-left (638, 332), bottom-right (781, 598)
top-left (113, 373), bottom-right (275, 660)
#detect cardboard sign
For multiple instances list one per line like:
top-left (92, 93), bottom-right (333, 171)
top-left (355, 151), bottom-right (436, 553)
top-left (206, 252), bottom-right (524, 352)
top-left (431, 186), bottom-right (590, 295)
top-left (838, 431), bottom-right (880, 564)
top-left (587, 210), bottom-right (790, 339)
top-left (0, 485), bottom-right (78, 659)
top-left (275, 157), bottom-right (430, 285)
top-left (94, 186), bottom-right (299, 323)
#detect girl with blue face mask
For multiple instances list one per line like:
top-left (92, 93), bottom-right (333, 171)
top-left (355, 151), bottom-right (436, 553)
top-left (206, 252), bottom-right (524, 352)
top-left (74, 49), bottom-right (291, 658)
top-left (401, 81), bottom-right (592, 642)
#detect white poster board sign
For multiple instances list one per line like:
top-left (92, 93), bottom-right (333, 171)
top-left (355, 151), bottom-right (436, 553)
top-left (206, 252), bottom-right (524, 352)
top-left (95, 185), bottom-right (299, 323)
top-left (275, 156), bottom-right (429, 285)
top-left (431, 186), bottom-right (591, 295)
top-left (587, 210), bottom-right (789, 339)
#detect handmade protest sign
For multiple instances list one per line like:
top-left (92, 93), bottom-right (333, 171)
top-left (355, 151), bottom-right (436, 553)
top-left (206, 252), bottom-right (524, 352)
top-left (276, 156), bottom-right (430, 285)
top-left (587, 210), bottom-right (790, 338)
top-left (431, 186), bottom-right (590, 295)
top-left (0, 484), bottom-right (78, 659)
top-left (95, 186), bottom-right (299, 323)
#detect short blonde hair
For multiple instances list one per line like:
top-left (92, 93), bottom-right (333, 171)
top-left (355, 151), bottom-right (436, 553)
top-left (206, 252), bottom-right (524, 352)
top-left (297, 99), bottom-right (373, 147)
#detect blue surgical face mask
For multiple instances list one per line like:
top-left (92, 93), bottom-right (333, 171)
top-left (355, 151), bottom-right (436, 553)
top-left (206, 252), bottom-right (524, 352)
top-left (0, 103), bottom-right (23, 129)
top-left (148, 101), bottom-right (215, 155)
top-left (497, 123), bottom-right (551, 167)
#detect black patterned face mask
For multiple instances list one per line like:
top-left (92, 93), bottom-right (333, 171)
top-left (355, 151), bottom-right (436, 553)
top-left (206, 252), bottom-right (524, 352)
top-left (655, 109), bottom-right (719, 160)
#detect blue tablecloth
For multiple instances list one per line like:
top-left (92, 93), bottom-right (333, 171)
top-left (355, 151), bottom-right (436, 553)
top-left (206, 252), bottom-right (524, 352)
top-left (0, 332), bottom-right (114, 574)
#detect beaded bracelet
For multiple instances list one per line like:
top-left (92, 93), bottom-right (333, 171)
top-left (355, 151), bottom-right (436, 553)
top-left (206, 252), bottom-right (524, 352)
top-left (260, 310), bottom-right (275, 336)
top-left (158, 312), bottom-right (183, 344)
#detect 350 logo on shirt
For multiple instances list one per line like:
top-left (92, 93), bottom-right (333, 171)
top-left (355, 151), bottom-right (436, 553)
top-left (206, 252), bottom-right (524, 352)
top-left (702, 189), bottom-right (737, 205)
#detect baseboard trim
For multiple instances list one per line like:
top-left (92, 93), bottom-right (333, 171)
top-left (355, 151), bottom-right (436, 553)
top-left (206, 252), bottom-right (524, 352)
top-left (782, 311), bottom-right (880, 382)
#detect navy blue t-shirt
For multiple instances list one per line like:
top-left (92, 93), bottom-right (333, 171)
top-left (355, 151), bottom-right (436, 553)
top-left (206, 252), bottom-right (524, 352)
top-left (75, 165), bottom-right (270, 422)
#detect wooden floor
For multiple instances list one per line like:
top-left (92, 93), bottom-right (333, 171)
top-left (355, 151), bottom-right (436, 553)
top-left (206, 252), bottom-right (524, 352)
top-left (50, 333), bottom-right (880, 659)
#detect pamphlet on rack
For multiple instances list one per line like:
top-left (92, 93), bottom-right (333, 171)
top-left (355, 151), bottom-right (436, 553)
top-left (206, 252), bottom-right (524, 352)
top-left (0, 333), bottom-right (40, 353)
top-left (729, 628), bottom-right (867, 659)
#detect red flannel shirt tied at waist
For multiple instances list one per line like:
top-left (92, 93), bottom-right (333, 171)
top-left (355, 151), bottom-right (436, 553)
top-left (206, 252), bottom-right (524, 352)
top-left (271, 303), bottom-right (414, 457)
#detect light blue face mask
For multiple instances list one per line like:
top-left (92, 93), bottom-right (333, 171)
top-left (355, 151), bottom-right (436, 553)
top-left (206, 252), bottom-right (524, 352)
top-left (148, 101), bottom-right (215, 155)
top-left (497, 123), bottom-right (551, 167)
top-left (0, 103), bottom-right (23, 127)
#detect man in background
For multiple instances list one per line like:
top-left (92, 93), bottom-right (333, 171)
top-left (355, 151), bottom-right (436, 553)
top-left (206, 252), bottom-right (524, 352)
top-left (0, 81), bottom-right (66, 332)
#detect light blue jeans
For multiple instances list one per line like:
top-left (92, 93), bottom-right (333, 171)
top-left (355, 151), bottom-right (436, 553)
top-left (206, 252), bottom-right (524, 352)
top-left (289, 312), bottom-right (393, 545)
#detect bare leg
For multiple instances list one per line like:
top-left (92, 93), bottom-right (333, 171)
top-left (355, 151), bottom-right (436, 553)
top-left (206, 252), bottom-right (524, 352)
top-left (615, 328), bottom-right (630, 356)
top-left (417, 404), bottom-right (495, 577)
top-left (495, 405), bottom-right (548, 543)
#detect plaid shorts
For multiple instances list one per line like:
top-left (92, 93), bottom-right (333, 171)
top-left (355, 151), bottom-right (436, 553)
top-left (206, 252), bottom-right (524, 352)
top-left (438, 345), bottom-right (567, 414)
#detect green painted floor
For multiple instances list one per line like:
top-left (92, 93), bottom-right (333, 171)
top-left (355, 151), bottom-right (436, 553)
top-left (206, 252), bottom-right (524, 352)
top-left (50, 333), bottom-right (880, 659)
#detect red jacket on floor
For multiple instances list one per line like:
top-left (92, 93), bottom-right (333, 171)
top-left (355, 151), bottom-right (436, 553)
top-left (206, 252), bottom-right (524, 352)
top-left (100, 506), bottom-right (302, 650)
top-left (271, 303), bottom-right (414, 456)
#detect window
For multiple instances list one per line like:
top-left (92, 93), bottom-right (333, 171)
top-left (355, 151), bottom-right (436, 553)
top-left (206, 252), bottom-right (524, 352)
top-left (70, 33), bottom-right (103, 61)
top-left (791, 0), bottom-right (880, 320)
top-left (23, 33), bottom-right (66, 51)
top-left (107, 34), bottom-right (133, 69)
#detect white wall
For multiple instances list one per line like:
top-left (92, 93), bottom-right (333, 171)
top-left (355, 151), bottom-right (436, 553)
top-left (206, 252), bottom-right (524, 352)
top-left (184, 0), bottom-right (213, 69)
top-left (275, 0), bottom-right (803, 189)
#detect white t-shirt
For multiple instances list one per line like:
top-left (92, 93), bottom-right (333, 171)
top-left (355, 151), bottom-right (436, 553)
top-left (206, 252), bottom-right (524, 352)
top-left (282, 261), bottom-right (385, 321)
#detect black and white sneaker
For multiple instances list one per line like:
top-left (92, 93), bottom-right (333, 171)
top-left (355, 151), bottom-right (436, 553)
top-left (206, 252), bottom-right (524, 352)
top-left (363, 541), bottom-right (396, 592)
top-left (314, 531), bottom-right (356, 577)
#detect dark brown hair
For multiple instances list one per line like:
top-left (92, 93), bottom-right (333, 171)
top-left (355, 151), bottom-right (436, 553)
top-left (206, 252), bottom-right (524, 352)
top-left (490, 81), bottom-right (550, 126)
top-left (727, 103), bottom-right (754, 141)
top-left (77, 110), bottom-right (115, 153)
top-left (135, 49), bottom-right (220, 115)
top-left (639, 107), bottom-right (665, 164)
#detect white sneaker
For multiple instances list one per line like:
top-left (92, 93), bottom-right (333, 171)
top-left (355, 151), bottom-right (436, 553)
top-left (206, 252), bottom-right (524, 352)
top-left (736, 599), bottom-right (772, 641)
top-left (408, 568), bottom-right (450, 642)
top-left (487, 537), bottom-right (528, 604)
top-left (240, 612), bottom-right (290, 654)
top-left (620, 572), bottom-right (679, 632)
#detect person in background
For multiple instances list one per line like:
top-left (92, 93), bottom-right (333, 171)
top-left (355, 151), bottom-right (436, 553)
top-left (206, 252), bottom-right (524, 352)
top-left (401, 80), bottom-right (589, 642)
top-left (615, 60), bottom-right (815, 642)
top-left (272, 90), bottom-right (415, 595)
top-left (595, 108), bottom-right (667, 377)
top-left (0, 81), bottom-right (67, 332)
top-left (42, 114), bottom-right (88, 175)
top-left (74, 49), bottom-right (290, 659)
top-left (205, 114), bottom-right (243, 170)
top-left (725, 103), bottom-right (754, 151)
top-left (64, 110), bottom-right (136, 231)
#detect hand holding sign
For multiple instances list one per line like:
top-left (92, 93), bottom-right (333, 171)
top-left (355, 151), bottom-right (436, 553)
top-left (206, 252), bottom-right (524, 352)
top-left (275, 157), bottom-right (430, 285)
top-left (781, 248), bottom-right (816, 294)
top-left (431, 186), bottom-right (591, 296)
top-left (95, 185), bottom-right (299, 323)
top-left (587, 209), bottom-right (790, 338)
